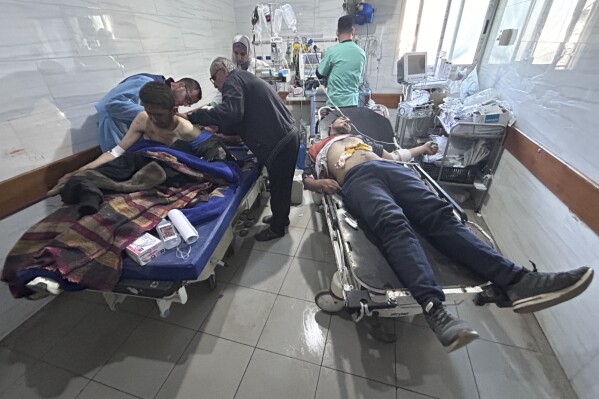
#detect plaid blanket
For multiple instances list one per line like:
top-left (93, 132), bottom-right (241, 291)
top-left (1, 150), bottom-right (235, 298)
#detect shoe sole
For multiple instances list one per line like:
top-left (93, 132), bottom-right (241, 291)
top-left (512, 268), bottom-right (594, 314)
top-left (445, 330), bottom-right (480, 353)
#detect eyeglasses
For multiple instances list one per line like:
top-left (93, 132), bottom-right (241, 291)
top-left (184, 86), bottom-right (192, 105)
top-left (210, 69), bottom-right (223, 84)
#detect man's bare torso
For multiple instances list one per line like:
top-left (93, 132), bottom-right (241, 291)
top-left (327, 136), bottom-right (381, 184)
top-left (141, 113), bottom-right (198, 146)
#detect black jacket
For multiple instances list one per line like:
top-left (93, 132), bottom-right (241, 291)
top-left (188, 69), bottom-right (297, 167)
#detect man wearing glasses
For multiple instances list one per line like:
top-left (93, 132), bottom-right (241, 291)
top-left (96, 74), bottom-right (202, 152)
top-left (185, 57), bottom-right (300, 242)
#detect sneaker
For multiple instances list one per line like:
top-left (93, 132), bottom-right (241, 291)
top-left (422, 298), bottom-right (479, 353)
top-left (506, 266), bottom-right (593, 313)
top-left (261, 215), bottom-right (290, 226)
top-left (254, 226), bottom-right (285, 242)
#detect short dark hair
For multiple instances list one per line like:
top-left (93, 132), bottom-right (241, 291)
top-left (338, 15), bottom-right (354, 33)
top-left (179, 77), bottom-right (202, 101)
top-left (139, 81), bottom-right (175, 109)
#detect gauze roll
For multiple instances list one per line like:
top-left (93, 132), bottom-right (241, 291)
top-left (167, 209), bottom-right (198, 244)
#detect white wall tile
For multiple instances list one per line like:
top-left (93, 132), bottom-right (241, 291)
top-left (135, 14), bottom-right (186, 53)
top-left (61, 9), bottom-right (143, 57)
top-left (98, 0), bottom-right (156, 14)
top-left (0, 61), bottom-right (54, 123)
top-left (116, 54), bottom-right (173, 78)
top-left (483, 153), bottom-right (599, 396)
top-left (0, 1), bottom-right (78, 61)
top-left (37, 56), bottom-right (125, 110)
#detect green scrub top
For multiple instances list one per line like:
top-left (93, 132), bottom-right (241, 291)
top-left (317, 41), bottom-right (366, 107)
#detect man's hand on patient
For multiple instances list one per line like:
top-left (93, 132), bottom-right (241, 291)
top-left (318, 179), bottom-right (341, 194)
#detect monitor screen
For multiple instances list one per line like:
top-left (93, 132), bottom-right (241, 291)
top-left (397, 52), bottom-right (427, 82)
top-left (303, 53), bottom-right (321, 66)
top-left (406, 53), bottom-right (426, 76)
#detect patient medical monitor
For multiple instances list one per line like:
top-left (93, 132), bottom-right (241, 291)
top-left (397, 52), bottom-right (427, 83)
top-left (300, 53), bottom-right (321, 80)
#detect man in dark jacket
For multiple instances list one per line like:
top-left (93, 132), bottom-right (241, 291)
top-left (185, 57), bottom-right (300, 241)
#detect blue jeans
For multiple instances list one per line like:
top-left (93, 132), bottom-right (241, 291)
top-left (342, 160), bottom-right (522, 304)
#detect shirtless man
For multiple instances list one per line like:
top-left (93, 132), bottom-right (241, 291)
top-left (303, 115), bottom-right (593, 352)
top-left (83, 81), bottom-right (200, 170)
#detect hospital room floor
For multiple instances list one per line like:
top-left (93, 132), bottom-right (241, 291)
top-left (0, 189), bottom-right (579, 399)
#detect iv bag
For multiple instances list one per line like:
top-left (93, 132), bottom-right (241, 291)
top-left (281, 4), bottom-right (297, 33)
top-left (273, 8), bottom-right (283, 37)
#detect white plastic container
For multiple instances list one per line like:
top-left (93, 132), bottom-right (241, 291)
top-left (156, 219), bottom-right (181, 250)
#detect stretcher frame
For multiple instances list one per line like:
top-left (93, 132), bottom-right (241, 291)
top-left (314, 162), bottom-right (508, 327)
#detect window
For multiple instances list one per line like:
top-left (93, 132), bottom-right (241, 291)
top-left (397, 0), bottom-right (496, 72)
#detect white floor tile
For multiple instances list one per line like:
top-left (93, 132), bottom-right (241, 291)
top-left (243, 226), bottom-right (306, 257)
top-left (279, 257), bottom-right (337, 302)
top-left (156, 333), bottom-right (253, 399)
top-left (235, 349), bottom-right (320, 399)
top-left (228, 249), bottom-right (294, 294)
top-left (93, 318), bottom-right (195, 399)
top-left (0, 348), bottom-right (37, 396)
top-left (322, 316), bottom-right (396, 386)
top-left (1, 296), bottom-right (95, 359)
top-left (395, 323), bottom-right (478, 399)
top-left (199, 284), bottom-right (276, 346)
top-left (0, 360), bottom-right (90, 399)
top-left (469, 339), bottom-right (576, 399)
top-left (257, 296), bottom-right (329, 364)
top-left (76, 381), bottom-right (138, 399)
top-left (456, 299), bottom-right (539, 351)
top-left (295, 228), bottom-right (336, 264)
top-left (41, 306), bottom-right (143, 378)
top-left (147, 280), bottom-right (223, 330)
top-left (315, 367), bottom-right (396, 399)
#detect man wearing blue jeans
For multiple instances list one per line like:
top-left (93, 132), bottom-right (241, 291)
top-left (303, 115), bottom-right (594, 352)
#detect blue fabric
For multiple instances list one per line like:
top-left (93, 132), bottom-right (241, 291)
top-left (129, 139), bottom-right (243, 225)
top-left (341, 160), bottom-right (522, 304)
top-left (95, 74), bottom-right (165, 151)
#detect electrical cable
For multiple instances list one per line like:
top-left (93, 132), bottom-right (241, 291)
top-left (322, 89), bottom-right (397, 146)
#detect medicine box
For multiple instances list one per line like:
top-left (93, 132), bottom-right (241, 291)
top-left (472, 106), bottom-right (509, 126)
top-left (125, 233), bottom-right (165, 266)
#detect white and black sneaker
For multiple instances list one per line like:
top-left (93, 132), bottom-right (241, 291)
top-left (506, 265), bottom-right (593, 313)
top-left (422, 298), bottom-right (479, 353)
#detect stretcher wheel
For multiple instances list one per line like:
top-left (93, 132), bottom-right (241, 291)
top-left (315, 290), bottom-right (345, 314)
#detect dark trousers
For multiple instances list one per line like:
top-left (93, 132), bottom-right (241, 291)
top-left (267, 132), bottom-right (300, 235)
top-left (342, 160), bottom-right (522, 304)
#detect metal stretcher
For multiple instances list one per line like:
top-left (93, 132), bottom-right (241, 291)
top-left (311, 107), bottom-right (509, 337)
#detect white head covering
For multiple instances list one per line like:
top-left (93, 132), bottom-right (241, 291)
top-left (232, 35), bottom-right (252, 71)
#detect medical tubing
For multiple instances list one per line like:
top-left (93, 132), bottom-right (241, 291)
top-left (322, 89), bottom-right (397, 146)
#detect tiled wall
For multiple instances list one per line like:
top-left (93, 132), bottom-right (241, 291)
top-left (0, 0), bottom-right (237, 339)
top-left (0, 0), bottom-right (237, 182)
top-left (479, 1), bottom-right (599, 398)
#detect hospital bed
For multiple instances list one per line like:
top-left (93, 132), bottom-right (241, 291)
top-left (12, 144), bottom-right (266, 318)
top-left (104, 156), bottom-right (265, 317)
top-left (311, 107), bottom-right (510, 337)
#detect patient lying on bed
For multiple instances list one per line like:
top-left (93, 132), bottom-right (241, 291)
top-left (303, 115), bottom-right (594, 353)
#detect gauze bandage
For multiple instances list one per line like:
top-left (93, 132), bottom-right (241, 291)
top-left (108, 145), bottom-right (125, 158)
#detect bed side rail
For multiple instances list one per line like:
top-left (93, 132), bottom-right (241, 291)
top-left (411, 163), bottom-right (468, 223)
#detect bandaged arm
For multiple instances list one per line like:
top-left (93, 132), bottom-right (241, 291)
top-left (79, 112), bottom-right (145, 170)
top-left (383, 141), bottom-right (438, 162)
